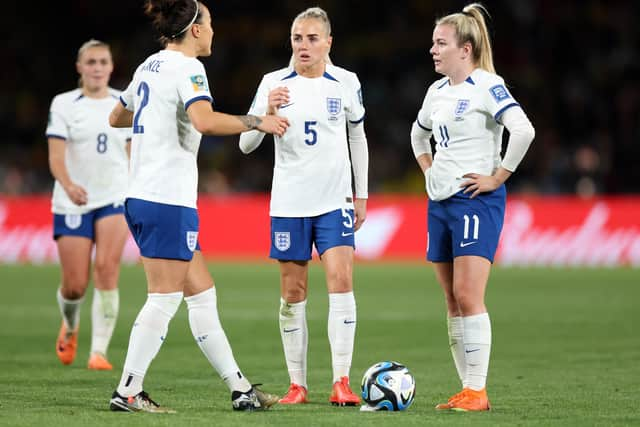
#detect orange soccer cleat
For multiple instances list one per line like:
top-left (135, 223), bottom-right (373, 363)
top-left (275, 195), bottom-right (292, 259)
top-left (449, 388), bottom-right (491, 412)
top-left (435, 389), bottom-right (467, 410)
top-left (278, 383), bottom-right (308, 404)
top-left (88, 353), bottom-right (113, 370)
top-left (329, 376), bottom-right (361, 406)
top-left (56, 322), bottom-right (78, 365)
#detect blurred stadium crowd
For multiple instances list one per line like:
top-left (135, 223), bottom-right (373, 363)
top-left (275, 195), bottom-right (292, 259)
top-left (2, 0), bottom-right (638, 197)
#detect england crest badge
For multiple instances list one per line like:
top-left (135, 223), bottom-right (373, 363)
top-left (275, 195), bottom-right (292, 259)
top-left (64, 214), bottom-right (82, 230)
top-left (274, 232), bottom-right (291, 251)
top-left (327, 97), bottom-right (341, 115)
top-left (186, 231), bottom-right (199, 252)
top-left (455, 99), bottom-right (470, 118)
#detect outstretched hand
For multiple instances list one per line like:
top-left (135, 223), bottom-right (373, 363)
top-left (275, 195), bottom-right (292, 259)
top-left (257, 115), bottom-right (289, 137)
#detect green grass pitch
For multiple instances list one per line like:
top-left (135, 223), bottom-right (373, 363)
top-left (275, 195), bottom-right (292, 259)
top-left (0, 262), bottom-right (638, 426)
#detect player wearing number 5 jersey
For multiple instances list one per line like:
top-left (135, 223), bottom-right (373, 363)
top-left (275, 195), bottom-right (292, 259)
top-left (410, 3), bottom-right (535, 412)
top-left (107, 0), bottom-right (288, 413)
top-left (46, 39), bottom-right (131, 372)
top-left (239, 7), bottom-right (368, 407)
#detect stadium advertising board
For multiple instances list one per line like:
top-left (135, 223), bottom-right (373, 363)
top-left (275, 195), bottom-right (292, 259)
top-left (0, 195), bottom-right (638, 266)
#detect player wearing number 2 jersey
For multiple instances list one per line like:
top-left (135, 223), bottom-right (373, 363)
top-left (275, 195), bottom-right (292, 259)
top-left (46, 39), bottom-right (131, 372)
top-left (410, 3), bottom-right (535, 412)
top-left (239, 7), bottom-right (368, 407)
top-left (107, 0), bottom-right (288, 413)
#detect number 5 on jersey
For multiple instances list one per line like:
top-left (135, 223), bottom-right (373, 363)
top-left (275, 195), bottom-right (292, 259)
top-left (304, 121), bottom-right (317, 145)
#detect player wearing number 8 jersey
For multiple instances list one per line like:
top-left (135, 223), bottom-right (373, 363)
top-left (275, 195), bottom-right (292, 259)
top-left (239, 7), bottom-right (368, 406)
top-left (46, 39), bottom-right (131, 372)
top-left (410, 3), bottom-right (535, 411)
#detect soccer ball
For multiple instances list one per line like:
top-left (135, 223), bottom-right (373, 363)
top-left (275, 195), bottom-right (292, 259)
top-left (360, 361), bottom-right (416, 411)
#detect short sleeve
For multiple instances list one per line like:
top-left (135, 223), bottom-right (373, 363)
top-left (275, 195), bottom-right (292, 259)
top-left (45, 96), bottom-right (69, 140)
top-left (483, 75), bottom-right (520, 123)
top-left (247, 75), bottom-right (269, 115)
top-left (177, 60), bottom-right (213, 111)
top-left (120, 79), bottom-right (136, 112)
top-left (345, 73), bottom-right (365, 124)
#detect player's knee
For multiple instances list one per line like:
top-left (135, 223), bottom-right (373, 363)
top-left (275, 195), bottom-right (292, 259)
top-left (326, 270), bottom-right (352, 293)
top-left (61, 278), bottom-right (88, 299)
top-left (444, 295), bottom-right (459, 314)
top-left (452, 288), bottom-right (475, 312)
top-left (282, 287), bottom-right (306, 303)
top-left (93, 257), bottom-right (119, 283)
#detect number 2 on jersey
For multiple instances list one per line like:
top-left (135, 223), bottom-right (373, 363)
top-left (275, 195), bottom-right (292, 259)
top-left (304, 121), bottom-right (318, 145)
top-left (133, 82), bottom-right (150, 134)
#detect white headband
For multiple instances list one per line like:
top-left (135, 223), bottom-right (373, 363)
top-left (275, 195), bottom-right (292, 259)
top-left (171, 0), bottom-right (199, 39)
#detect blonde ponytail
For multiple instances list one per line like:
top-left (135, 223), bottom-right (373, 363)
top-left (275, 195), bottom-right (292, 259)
top-left (437, 3), bottom-right (495, 73)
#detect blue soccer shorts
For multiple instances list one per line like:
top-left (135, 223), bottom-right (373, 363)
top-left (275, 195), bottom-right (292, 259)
top-left (124, 198), bottom-right (200, 261)
top-left (53, 202), bottom-right (125, 241)
top-left (427, 185), bottom-right (506, 263)
top-left (270, 208), bottom-right (355, 261)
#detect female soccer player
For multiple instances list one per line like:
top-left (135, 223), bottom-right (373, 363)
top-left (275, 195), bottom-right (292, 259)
top-left (46, 39), bottom-right (131, 371)
top-left (107, 0), bottom-right (288, 413)
top-left (410, 3), bottom-right (535, 411)
top-left (239, 7), bottom-right (369, 407)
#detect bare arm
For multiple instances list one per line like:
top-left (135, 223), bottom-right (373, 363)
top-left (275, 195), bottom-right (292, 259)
top-left (187, 100), bottom-right (288, 136)
top-left (47, 137), bottom-right (87, 205)
top-left (109, 102), bottom-right (134, 128)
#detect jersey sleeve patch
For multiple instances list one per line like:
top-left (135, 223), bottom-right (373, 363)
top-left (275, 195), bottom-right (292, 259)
top-left (489, 84), bottom-right (511, 103)
top-left (190, 75), bottom-right (208, 92)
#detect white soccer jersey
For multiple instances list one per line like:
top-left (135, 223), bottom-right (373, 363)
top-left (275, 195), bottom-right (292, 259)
top-left (120, 50), bottom-right (212, 208)
top-left (416, 68), bottom-right (520, 201)
top-left (248, 64), bottom-right (365, 217)
top-left (46, 88), bottom-right (131, 214)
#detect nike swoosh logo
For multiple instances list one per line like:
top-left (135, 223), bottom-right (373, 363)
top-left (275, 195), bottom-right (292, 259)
top-left (283, 328), bottom-right (300, 333)
top-left (465, 348), bottom-right (480, 353)
top-left (343, 320), bottom-right (356, 324)
top-left (279, 103), bottom-right (295, 109)
top-left (341, 232), bottom-right (353, 237)
top-left (459, 241), bottom-right (478, 248)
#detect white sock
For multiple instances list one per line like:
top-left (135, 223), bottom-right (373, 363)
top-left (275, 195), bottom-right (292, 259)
top-left (447, 316), bottom-right (466, 385)
top-left (90, 288), bottom-right (119, 356)
top-left (185, 287), bottom-right (251, 393)
top-left (57, 287), bottom-right (83, 331)
top-left (279, 298), bottom-right (308, 388)
top-left (328, 292), bottom-right (356, 383)
top-left (117, 292), bottom-right (183, 397)
top-left (462, 312), bottom-right (492, 391)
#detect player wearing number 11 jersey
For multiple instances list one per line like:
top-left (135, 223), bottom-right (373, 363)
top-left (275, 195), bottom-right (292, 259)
top-left (410, 3), bottom-right (535, 412)
top-left (239, 7), bottom-right (368, 407)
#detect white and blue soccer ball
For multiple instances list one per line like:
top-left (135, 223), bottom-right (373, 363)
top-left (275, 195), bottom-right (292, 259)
top-left (360, 361), bottom-right (416, 411)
